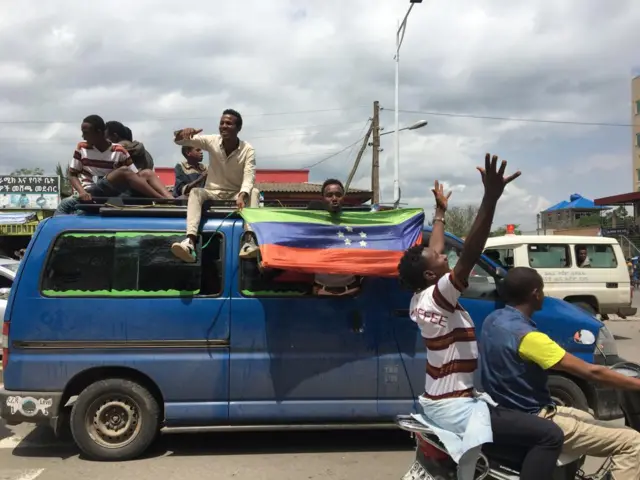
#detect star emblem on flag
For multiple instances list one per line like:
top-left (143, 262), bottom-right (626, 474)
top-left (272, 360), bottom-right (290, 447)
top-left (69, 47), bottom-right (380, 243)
top-left (337, 227), bottom-right (368, 248)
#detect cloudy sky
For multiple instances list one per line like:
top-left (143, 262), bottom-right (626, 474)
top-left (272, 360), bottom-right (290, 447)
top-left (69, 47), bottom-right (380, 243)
top-left (0, 0), bottom-right (638, 229)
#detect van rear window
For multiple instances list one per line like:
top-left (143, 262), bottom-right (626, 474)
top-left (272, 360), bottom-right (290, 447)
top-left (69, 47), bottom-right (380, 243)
top-left (41, 232), bottom-right (206, 297)
top-left (527, 244), bottom-right (571, 268)
top-left (574, 244), bottom-right (618, 269)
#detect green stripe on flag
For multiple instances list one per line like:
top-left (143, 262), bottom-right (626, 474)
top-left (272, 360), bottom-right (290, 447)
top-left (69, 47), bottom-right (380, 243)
top-left (240, 207), bottom-right (424, 226)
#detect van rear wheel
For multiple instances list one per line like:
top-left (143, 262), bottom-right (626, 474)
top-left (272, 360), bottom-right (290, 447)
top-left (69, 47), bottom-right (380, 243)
top-left (571, 301), bottom-right (597, 316)
top-left (70, 378), bottom-right (160, 461)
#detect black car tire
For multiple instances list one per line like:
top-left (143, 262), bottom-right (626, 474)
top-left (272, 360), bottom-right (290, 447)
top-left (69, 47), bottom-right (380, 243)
top-left (572, 301), bottom-right (597, 316)
top-left (70, 378), bottom-right (160, 461)
top-left (548, 375), bottom-right (589, 412)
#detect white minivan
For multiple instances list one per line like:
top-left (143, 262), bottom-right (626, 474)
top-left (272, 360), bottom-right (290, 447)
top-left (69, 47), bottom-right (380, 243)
top-left (484, 235), bottom-right (636, 318)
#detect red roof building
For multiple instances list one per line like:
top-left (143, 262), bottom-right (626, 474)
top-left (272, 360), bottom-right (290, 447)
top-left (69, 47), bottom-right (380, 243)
top-left (155, 167), bottom-right (372, 207)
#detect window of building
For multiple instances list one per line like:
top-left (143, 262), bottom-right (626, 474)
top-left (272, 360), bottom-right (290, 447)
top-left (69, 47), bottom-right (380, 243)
top-left (41, 231), bottom-right (223, 297)
top-left (574, 244), bottom-right (618, 269)
top-left (637, 133), bottom-right (640, 147)
top-left (527, 244), bottom-right (571, 268)
top-left (636, 169), bottom-right (640, 183)
top-left (636, 100), bottom-right (640, 115)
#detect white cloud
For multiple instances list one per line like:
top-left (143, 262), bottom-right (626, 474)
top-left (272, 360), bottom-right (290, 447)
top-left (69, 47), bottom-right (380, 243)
top-left (0, 0), bottom-right (637, 229)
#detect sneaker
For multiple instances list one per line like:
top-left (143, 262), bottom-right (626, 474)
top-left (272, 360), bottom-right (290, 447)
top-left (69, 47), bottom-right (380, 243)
top-left (171, 238), bottom-right (196, 263)
top-left (239, 236), bottom-right (259, 259)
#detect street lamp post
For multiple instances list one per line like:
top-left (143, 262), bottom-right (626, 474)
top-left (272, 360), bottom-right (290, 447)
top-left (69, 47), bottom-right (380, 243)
top-left (381, 119), bottom-right (428, 137)
top-left (394, 0), bottom-right (423, 207)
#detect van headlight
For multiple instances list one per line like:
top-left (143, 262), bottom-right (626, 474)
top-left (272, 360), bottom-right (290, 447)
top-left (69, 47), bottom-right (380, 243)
top-left (596, 325), bottom-right (618, 357)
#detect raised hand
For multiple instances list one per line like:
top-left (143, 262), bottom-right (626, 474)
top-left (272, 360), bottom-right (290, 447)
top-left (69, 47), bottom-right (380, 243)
top-left (476, 153), bottom-right (521, 201)
top-left (174, 128), bottom-right (203, 141)
top-left (432, 180), bottom-right (452, 212)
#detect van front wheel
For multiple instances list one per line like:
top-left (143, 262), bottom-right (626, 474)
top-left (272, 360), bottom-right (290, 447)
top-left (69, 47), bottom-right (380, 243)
top-left (548, 375), bottom-right (589, 412)
top-left (70, 378), bottom-right (160, 461)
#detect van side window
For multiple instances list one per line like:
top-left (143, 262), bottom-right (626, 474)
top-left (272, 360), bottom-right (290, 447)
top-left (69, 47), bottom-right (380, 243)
top-left (240, 260), bottom-right (314, 297)
top-left (575, 244), bottom-right (618, 269)
top-left (41, 231), bottom-right (224, 297)
top-left (527, 244), bottom-right (571, 268)
top-left (440, 238), bottom-right (499, 299)
top-left (485, 248), bottom-right (514, 268)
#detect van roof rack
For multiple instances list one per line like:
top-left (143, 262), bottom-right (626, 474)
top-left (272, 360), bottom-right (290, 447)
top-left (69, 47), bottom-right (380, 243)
top-left (72, 197), bottom-right (374, 218)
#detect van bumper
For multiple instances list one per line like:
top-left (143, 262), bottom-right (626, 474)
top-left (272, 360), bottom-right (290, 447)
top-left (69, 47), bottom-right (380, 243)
top-left (590, 354), bottom-right (626, 420)
top-left (600, 305), bottom-right (637, 317)
top-left (0, 388), bottom-right (63, 426)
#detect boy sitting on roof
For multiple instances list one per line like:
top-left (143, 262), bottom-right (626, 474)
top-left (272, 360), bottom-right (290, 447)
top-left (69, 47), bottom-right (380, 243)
top-left (55, 115), bottom-right (172, 215)
top-left (173, 146), bottom-right (207, 199)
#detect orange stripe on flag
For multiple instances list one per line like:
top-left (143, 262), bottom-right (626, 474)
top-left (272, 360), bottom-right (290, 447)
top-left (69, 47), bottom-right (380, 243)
top-left (260, 245), bottom-right (405, 277)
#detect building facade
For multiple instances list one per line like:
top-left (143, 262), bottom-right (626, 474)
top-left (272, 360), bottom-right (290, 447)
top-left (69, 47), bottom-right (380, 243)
top-left (632, 76), bottom-right (640, 191)
top-left (540, 193), bottom-right (604, 232)
top-left (155, 168), bottom-right (372, 207)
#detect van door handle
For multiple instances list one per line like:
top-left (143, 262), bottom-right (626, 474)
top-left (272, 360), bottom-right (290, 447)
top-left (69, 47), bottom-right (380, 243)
top-left (394, 309), bottom-right (409, 317)
top-left (349, 311), bottom-right (364, 333)
top-left (606, 283), bottom-right (618, 289)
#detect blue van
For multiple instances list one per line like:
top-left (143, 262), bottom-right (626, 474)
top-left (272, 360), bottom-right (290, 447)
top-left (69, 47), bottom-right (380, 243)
top-left (0, 204), bottom-right (624, 461)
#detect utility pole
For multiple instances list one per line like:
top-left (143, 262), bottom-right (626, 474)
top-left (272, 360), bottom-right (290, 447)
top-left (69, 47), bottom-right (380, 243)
top-left (371, 101), bottom-right (381, 204)
top-left (344, 122), bottom-right (373, 193)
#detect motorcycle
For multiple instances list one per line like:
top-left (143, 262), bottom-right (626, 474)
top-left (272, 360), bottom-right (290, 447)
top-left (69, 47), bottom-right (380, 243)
top-left (396, 362), bottom-right (640, 480)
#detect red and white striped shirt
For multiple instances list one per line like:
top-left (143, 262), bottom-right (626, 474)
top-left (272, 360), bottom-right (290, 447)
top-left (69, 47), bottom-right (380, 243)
top-left (409, 272), bottom-right (477, 400)
top-left (69, 142), bottom-right (136, 189)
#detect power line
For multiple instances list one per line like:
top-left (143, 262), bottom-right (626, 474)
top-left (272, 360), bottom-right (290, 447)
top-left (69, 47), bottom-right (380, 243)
top-left (0, 107), bottom-right (369, 125)
top-left (394, 109), bottom-right (636, 128)
top-left (302, 135), bottom-right (368, 170)
top-left (0, 124), bottom-right (368, 144)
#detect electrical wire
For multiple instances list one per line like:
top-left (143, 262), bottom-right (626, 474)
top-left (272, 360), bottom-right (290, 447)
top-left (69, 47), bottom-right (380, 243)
top-left (0, 107), bottom-right (369, 125)
top-left (0, 124), bottom-right (368, 144)
top-left (301, 135), bottom-right (370, 170)
top-left (395, 109), bottom-right (636, 128)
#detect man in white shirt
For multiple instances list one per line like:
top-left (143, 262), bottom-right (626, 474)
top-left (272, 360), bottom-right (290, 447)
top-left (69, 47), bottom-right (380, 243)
top-left (171, 109), bottom-right (259, 263)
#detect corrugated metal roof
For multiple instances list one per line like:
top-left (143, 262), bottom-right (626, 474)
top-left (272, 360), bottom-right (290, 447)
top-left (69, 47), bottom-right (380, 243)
top-left (544, 193), bottom-right (604, 212)
top-left (256, 182), bottom-right (370, 194)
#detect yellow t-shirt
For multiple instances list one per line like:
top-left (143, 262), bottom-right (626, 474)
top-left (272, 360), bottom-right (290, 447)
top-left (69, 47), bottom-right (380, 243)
top-left (518, 331), bottom-right (566, 370)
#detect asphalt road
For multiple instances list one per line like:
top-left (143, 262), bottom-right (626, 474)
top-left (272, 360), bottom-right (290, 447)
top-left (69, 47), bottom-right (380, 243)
top-left (0, 320), bottom-right (638, 480)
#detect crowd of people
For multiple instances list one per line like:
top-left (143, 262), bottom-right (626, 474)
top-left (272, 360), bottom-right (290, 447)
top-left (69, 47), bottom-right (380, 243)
top-left (55, 109), bottom-right (359, 296)
top-left (52, 109), bottom-right (640, 478)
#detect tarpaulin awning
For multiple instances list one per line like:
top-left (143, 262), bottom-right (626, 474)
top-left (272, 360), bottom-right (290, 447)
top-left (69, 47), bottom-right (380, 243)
top-left (0, 212), bottom-right (37, 225)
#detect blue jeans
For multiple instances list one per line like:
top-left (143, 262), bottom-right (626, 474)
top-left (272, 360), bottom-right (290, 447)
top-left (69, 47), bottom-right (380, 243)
top-left (55, 177), bottom-right (128, 215)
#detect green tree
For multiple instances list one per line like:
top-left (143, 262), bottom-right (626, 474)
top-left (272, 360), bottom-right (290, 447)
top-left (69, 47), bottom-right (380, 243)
top-left (578, 207), bottom-right (630, 228)
top-left (428, 205), bottom-right (479, 238)
top-left (10, 167), bottom-right (44, 176)
top-left (55, 163), bottom-right (72, 198)
top-left (490, 224), bottom-right (522, 237)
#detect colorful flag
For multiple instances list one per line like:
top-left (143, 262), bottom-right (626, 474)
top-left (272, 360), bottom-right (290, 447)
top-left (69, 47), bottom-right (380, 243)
top-left (240, 208), bottom-right (425, 277)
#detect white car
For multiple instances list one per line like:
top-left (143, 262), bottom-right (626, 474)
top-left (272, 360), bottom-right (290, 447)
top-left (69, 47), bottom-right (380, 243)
top-left (0, 258), bottom-right (20, 312)
top-left (0, 258), bottom-right (19, 359)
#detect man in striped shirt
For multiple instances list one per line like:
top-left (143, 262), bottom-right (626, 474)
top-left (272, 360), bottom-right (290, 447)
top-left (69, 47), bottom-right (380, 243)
top-left (398, 155), bottom-right (564, 480)
top-left (57, 115), bottom-right (172, 214)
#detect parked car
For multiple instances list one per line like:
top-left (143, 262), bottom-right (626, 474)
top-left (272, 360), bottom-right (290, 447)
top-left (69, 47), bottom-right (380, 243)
top-left (0, 206), bottom-right (624, 461)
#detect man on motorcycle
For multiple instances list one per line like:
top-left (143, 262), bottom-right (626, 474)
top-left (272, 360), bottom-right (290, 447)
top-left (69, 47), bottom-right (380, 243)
top-left (478, 266), bottom-right (640, 480)
top-left (398, 154), bottom-right (564, 480)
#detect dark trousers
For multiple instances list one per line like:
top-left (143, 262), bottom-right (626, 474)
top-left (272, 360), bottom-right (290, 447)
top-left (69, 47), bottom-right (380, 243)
top-left (489, 406), bottom-right (564, 480)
